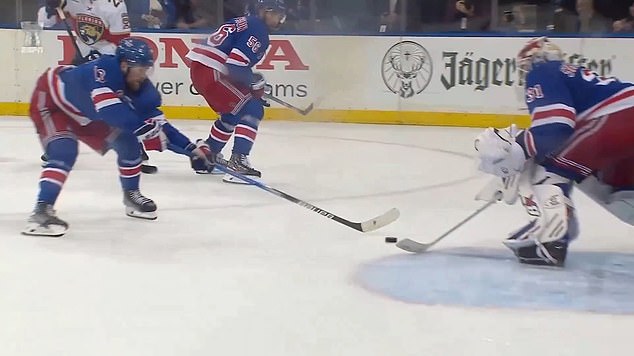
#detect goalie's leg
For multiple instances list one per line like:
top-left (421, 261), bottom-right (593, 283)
top-left (503, 169), bottom-right (578, 267)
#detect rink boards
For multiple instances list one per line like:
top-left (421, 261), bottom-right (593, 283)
top-left (0, 29), bottom-right (629, 127)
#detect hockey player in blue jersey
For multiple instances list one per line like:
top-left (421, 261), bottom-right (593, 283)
top-left (23, 37), bottom-right (215, 237)
top-left (475, 37), bottom-right (634, 267)
top-left (185, 0), bottom-right (286, 183)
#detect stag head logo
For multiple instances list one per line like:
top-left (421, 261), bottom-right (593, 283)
top-left (381, 41), bottom-right (433, 98)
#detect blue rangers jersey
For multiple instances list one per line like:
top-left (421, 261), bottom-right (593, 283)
top-left (47, 55), bottom-right (158, 132)
top-left (517, 60), bottom-right (634, 163)
top-left (185, 15), bottom-right (270, 86)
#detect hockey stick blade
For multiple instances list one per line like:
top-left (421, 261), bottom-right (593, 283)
top-left (359, 208), bottom-right (400, 232)
top-left (395, 238), bottom-right (434, 253)
top-left (395, 200), bottom-right (495, 254)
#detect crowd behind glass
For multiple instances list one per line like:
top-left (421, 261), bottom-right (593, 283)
top-left (1, 0), bottom-right (633, 34)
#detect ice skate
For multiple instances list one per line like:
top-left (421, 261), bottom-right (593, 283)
top-left (123, 190), bottom-right (157, 220)
top-left (22, 202), bottom-right (69, 237)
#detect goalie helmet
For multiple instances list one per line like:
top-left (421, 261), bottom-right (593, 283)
top-left (517, 37), bottom-right (563, 83)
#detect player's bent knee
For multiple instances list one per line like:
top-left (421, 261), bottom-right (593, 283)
top-left (45, 137), bottom-right (79, 170)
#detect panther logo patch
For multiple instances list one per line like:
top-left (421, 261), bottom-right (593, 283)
top-left (75, 14), bottom-right (105, 45)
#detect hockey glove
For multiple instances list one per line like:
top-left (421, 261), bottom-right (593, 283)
top-left (135, 116), bottom-right (168, 151)
top-left (475, 125), bottom-right (526, 178)
top-left (45, 0), bottom-right (65, 18)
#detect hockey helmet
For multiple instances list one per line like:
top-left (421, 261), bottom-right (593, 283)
top-left (116, 37), bottom-right (155, 67)
top-left (517, 37), bottom-right (563, 76)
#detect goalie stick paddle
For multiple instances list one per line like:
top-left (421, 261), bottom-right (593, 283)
top-left (395, 200), bottom-right (495, 254)
top-left (264, 93), bottom-right (314, 116)
top-left (167, 143), bottom-right (400, 233)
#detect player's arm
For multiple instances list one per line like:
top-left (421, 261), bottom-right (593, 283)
top-left (127, 81), bottom-right (202, 154)
top-left (224, 19), bottom-right (266, 87)
top-left (91, 84), bottom-right (141, 132)
top-left (515, 68), bottom-right (576, 164)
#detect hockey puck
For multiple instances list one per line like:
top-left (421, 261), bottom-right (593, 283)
top-left (385, 237), bottom-right (398, 243)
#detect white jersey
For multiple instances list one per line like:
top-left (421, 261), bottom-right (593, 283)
top-left (38, 0), bottom-right (131, 56)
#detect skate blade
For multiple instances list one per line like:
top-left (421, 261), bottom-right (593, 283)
top-left (21, 223), bottom-right (67, 237)
top-left (222, 174), bottom-right (259, 185)
top-left (125, 208), bottom-right (158, 220)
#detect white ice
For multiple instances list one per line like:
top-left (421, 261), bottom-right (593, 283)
top-left (1, 117), bottom-right (633, 356)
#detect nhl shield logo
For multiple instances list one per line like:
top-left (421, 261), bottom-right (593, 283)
top-left (381, 41), bottom-right (433, 98)
top-left (76, 14), bottom-right (105, 45)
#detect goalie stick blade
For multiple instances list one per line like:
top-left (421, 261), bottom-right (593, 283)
top-left (395, 238), bottom-right (430, 253)
top-left (359, 208), bottom-right (400, 232)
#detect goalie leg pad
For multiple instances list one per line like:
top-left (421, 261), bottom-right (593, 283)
top-left (504, 177), bottom-right (578, 266)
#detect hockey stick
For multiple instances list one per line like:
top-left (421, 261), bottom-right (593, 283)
top-left (168, 143), bottom-right (400, 232)
top-left (264, 93), bottom-right (315, 116)
top-left (395, 200), bottom-right (495, 253)
top-left (55, 7), bottom-right (84, 64)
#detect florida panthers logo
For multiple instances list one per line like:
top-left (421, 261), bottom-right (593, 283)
top-left (381, 41), bottom-right (433, 98)
top-left (76, 14), bottom-right (105, 45)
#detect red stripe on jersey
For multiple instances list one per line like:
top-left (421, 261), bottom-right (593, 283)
top-left (524, 130), bottom-right (537, 157)
top-left (51, 70), bottom-right (83, 117)
top-left (532, 108), bottom-right (576, 121)
top-left (102, 32), bottom-right (130, 45)
top-left (228, 52), bottom-right (249, 65)
top-left (582, 88), bottom-right (634, 120)
top-left (235, 125), bottom-right (257, 140)
top-left (192, 47), bottom-right (227, 64)
top-left (92, 92), bottom-right (119, 105)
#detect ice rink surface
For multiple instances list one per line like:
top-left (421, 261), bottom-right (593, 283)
top-left (1, 116), bottom-right (633, 356)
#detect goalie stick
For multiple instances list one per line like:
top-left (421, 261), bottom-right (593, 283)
top-left (395, 200), bottom-right (495, 253)
top-left (168, 143), bottom-right (399, 232)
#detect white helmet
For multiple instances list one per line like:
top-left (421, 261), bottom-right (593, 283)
top-left (517, 37), bottom-right (563, 80)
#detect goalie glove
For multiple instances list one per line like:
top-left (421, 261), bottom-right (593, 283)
top-left (474, 124), bottom-right (527, 178)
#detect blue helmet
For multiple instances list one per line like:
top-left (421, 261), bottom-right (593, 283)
top-left (116, 37), bottom-right (154, 67)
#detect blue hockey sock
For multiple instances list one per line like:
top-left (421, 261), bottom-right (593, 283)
top-left (232, 120), bottom-right (259, 155)
top-left (111, 131), bottom-right (142, 191)
top-left (206, 116), bottom-right (235, 153)
top-left (231, 99), bottom-right (263, 155)
top-left (37, 137), bottom-right (78, 205)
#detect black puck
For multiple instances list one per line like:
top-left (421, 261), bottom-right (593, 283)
top-left (385, 237), bottom-right (398, 243)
